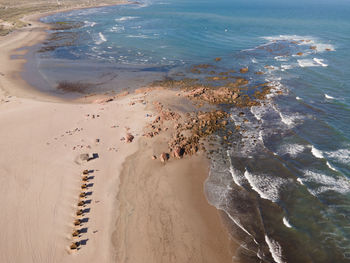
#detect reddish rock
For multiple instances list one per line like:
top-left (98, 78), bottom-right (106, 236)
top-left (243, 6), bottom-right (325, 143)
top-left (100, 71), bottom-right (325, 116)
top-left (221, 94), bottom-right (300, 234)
top-left (126, 133), bottom-right (134, 143)
top-left (240, 67), bottom-right (249, 73)
top-left (214, 57), bottom-right (221, 62)
top-left (173, 146), bottom-right (183, 159)
top-left (159, 152), bottom-right (169, 163)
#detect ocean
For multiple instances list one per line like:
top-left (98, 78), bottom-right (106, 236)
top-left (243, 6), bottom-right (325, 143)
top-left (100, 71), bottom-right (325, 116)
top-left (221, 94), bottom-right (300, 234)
top-left (36, 0), bottom-right (350, 262)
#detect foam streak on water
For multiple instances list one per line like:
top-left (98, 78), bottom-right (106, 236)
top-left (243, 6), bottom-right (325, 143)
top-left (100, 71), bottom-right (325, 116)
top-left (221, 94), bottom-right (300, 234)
top-left (311, 145), bottom-right (324, 159)
top-left (243, 170), bottom-right (285, 203)
top-left (265, 235), bottom-right (285, 263)
top-left (283, 217), bottom-right (292, 228)
top-left (226, 150), bottom-right (243, 187)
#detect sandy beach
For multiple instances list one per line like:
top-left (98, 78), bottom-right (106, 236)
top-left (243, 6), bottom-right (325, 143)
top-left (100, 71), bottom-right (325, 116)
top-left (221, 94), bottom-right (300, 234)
top-left (0, 3), bottom-right (235, 263)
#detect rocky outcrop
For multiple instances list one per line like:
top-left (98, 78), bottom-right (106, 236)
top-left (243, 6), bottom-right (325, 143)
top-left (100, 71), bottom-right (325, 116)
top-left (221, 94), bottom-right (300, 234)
top-left (126, 133), bottom-right (134, 143)
top-left (186, 87), bottom-right (239, 104)
top-left (144, 57), bottom-right (278, 163)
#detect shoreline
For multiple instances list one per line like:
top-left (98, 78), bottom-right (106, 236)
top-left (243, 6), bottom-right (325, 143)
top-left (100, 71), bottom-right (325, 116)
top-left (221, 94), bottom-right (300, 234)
top-left (0, 1), bottom-right (238, 262)
top-left (0, 0), bottom-right (130, 102)
top-left (112, 90), bottom-right (236, 263)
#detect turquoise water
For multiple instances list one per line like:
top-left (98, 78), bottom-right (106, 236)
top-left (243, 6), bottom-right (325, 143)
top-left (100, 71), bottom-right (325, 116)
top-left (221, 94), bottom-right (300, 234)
top-left (39, 0), bottom-right (350, 262)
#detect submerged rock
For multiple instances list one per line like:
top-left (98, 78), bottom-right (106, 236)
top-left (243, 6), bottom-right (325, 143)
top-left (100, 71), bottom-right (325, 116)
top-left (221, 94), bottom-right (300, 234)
top-left (240, 67), bottom-right (249, 73)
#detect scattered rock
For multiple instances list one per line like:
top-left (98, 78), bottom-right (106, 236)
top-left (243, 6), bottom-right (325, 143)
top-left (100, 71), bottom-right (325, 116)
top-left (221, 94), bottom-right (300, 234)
top-left (296, 52), bottom-right (303, 56)
top-left (152, 155), bottom-right (157, 160)
top-left (126, 133), bottom-right (134, 143)
top-left (70, 242), bottom-right (80, 250)
top-left (159, 152), bottom-right (169, 163)
top-left (310, 46), bottom-right (317, 50)
top-left (214, 57), bottom-right (221, 62)
top-left (172, 146), bottom-right (184, 159)
top-left (240, 67), bottom-right (249, 73)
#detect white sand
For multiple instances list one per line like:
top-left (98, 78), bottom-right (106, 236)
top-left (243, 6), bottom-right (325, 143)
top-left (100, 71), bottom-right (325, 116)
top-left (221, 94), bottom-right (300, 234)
top-left (0, 93), bottom-right (151, 262)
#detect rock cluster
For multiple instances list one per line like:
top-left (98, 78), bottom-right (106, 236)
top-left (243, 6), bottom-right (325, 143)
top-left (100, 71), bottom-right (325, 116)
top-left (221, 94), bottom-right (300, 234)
top-left (167, 110), bottom-right (229, 158)
top-left (186, 86), bottom-right (239, 104)
top-left (144, 102), bottom-right (181, 138)
top-left (145, 56), bottom-right (279, 163)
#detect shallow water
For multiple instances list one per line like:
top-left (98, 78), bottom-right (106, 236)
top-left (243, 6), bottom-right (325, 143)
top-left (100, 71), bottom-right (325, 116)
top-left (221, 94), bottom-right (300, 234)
top-left (37, 0), bottom-right (350, 262)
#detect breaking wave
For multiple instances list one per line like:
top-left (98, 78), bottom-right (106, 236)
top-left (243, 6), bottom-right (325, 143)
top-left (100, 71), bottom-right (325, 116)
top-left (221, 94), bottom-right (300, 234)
top-left (302, 170), bottom-right (350, 195)
top-left (244, 170), bottom-right (286, 203)
top-left (265, 235), bottom-right (285, 263)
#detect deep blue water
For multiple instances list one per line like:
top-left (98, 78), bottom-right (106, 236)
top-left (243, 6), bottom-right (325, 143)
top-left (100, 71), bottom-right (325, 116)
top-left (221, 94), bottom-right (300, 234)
top-left (39, 0), bottom-right (350, 262)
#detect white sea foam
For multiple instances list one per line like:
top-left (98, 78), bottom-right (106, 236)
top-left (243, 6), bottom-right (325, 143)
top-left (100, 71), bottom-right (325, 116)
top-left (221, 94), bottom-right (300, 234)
top-left (272, 105), bottom-right (297, 127)
top-left (313, 58), bottom-right (328, 67)
top-left (250, 106), bottom-right (264, 121)
top-left (115, 16), bottom-right (139, 21)
top-left (279, 112), bottom-right (295, 126)
top-left (95, 32), bottom-right (107, 44)
top-left (262, 35), bottom-right (335, 52)
top-left (314, 43), bottom-right (335, 52)
top-left (84, 21), bottom-right (96, 27)
top-left (296, 96), bottom-right (301, 100)
top-left (303, 170), bottom-right (350, 194)
top-left (281, 64), bottom-right (294, 70)
top-left (297, 178), bottom-right (304, 185)
top-left (222, 209), bottom-right (259, 245)
top-left (325, 148), bottom-right (350, 164)
top-left (265, 235), bottom-right (285, 263)
top-left (244, 170), bottom-right (286, 202)
top-left (326, 161), bottom-right (338, 172)
top-left (311, 145), bottom-right (324, 159)
top-left (259, 130), bottom-right (264, 142)
top-left (274, 56), bottom-right (288, 62)
top-left (283, 217), bottom-right (292, 228)
top-left (227, 150), bottom-right (243, 187)
top-left (126, 34), bottom-right (150, 38)
top-left (99, 32), bottom-right (107, 42)
top-left (325, 94), bottom-right (335, 99)
top-left (298, 58), bottom-right (327, 68)
top-left (110, 25), bottom-right (125, 33)
top-left (279, 144), bottom-right (305, 157)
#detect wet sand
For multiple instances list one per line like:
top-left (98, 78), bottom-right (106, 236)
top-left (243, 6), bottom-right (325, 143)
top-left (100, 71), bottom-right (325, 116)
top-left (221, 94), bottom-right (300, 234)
top-left (113, 125), bottom-right (234, 263)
